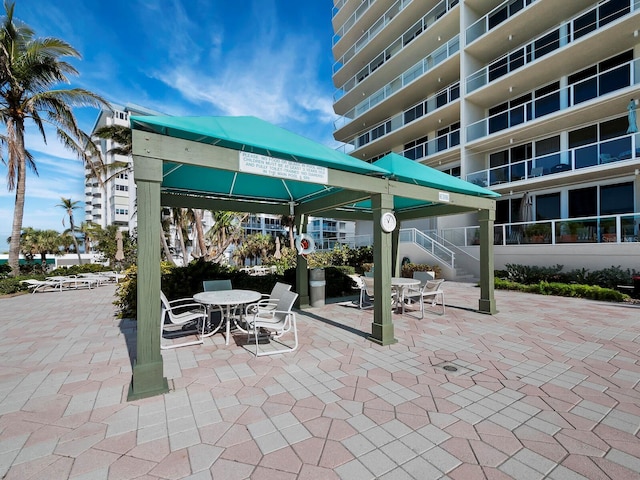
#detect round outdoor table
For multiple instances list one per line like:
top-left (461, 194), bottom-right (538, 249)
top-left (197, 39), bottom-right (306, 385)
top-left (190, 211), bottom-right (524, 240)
top-left (193, 290), bottom-right (262, 345)
top-left (391, 277), bottom-right (420, 313)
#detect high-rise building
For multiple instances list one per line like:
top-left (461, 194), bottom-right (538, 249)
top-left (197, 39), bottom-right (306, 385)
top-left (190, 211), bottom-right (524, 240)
top-left (86, 103), bottom-right (163, 233)
top-left (331, 0), bottom-right (640, 271)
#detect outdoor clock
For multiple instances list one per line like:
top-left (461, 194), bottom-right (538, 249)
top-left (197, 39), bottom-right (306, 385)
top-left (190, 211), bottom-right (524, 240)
top-left (380, 212), bottom-right (397, 233)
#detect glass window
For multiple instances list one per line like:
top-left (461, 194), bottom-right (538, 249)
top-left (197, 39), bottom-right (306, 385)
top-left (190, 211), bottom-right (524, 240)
top-left (511, 143), bottom-right (532, 162)
top-left (536, 193), bottom-right (560, 221)
top-left (569, 126), bottom-right (597, 148)
top-left (534, 82), bottom-right (560, 117)
top-left (599, 0), bottom-right (630, 27)
top-left (488, 5), bottom-right (508, 29)
top-left (490, 151), bottom-right (508, 167)
top-left (533, 30), bottom-right (559, 59)
top-left (601, 182), bottom-right (633, 215)
top-left (496, 200), bottom-right (510, 224)
top-left (574, 10), bottom-right (596, 39)
top-left (600, 116), bottom-right (627, 141)
top-left (569, 187), bottom-right (597, 217)
top-left (489, 56), bottom-right (508, 82)
top-left (489, 103), bottom-right (508, 133)
top-left (536, 136), bottom-right (560, 155)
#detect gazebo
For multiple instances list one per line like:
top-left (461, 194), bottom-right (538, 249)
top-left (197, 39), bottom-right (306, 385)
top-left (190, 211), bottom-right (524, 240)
top-left (128, 116), bottom-right (499, 400)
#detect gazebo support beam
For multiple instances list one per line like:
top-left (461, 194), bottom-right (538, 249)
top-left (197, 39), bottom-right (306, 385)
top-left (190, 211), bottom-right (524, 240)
top-left (478, 208), bottom-right (497, 314)
top-left (369, 193), bottom-right (397, 346)
top-left (128, 155), bottom-right (169, 401)
top-left (295, 213), bottom-right (310, 308)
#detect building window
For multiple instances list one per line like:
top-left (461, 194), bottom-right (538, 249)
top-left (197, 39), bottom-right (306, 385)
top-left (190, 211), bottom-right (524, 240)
top-left (115, 185), bottom-right (128, 191)
top-left (601, 182), bottom-right (633, 215)
top-left (569, 187), bottom-right (597, 218)
top-left (536, 193), bottom-right (560, 221)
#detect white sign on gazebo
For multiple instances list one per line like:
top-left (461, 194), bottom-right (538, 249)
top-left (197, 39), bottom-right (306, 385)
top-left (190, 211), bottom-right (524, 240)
top-left (239, 151), bottom-right (329, 184)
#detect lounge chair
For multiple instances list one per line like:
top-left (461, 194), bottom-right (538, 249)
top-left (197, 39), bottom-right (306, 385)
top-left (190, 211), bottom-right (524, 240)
top-left (20, 278), bottom-right (65, 294)
top-left (202, 279), bottom-right (232, 292)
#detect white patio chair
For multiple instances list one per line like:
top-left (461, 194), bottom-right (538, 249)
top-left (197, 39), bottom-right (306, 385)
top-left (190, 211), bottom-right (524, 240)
top-left (403, 279), bottom-right (445, 318)
top-left (160, 291), bottom-right (210, 349)
top-left (202, 279), bottom-right (232, 292)
top-left (247, 282), bottom-right (292, 315)
top-left (358, 276), bottom-right (397, 310)
top-left (246, 290), bottom-right (299, 356)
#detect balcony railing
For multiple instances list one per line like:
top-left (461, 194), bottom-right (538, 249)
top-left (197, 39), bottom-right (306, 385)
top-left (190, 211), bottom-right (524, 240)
top-left (342, 82), bottom-right (459, 152)
top-left (333, 0), bottom-right (413, 66)
top-left (332, 0), bottom-right (377, 47)
top-left (442, 213), bottom-right (640, 247)
top-left (334, 0), bottom-right (456, 85)
top-left (334, 36), bottom-right (459, 131)
top-left (332, 0), bottom-right (348, 18)
top-left (467, 57), bottom-right (640, 142)
top-left (400, 228), bottom-right (455, 268)
top-left (466, 0), bottom-right (537, 45)
top-left (402, 127), bottom-right (460, 161)
top-left (466, 133), bottom-right (640, 187)
top-left (466, 0), bottom-right (636, 94)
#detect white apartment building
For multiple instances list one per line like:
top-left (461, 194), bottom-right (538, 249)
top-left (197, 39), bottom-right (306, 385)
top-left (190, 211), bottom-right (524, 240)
top-left (86, 103), bottom-right (163, 233)
top-left (331, 0), bottom-right (640, 272)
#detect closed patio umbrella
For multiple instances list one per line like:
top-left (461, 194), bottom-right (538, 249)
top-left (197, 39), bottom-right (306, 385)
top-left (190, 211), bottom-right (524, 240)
top-left (115, 230), bottom-right (125, 262)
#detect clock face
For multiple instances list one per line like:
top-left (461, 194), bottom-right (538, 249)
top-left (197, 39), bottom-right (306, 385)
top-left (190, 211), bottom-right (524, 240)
top-left (381, 212), bottom-right (396, 232)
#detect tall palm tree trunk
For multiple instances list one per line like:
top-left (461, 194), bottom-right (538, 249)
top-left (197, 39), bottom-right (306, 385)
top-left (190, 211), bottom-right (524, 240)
top-left (8, 118), bottom-right (26, 276)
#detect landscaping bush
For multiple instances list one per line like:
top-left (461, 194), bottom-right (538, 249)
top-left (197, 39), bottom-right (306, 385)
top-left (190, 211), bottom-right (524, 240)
top-left (501, 264), bottom-right (637, 289)
top-left (0, 277), bottom-right (28, 295)
top-left (401, 262), bottom-right (441, 279)
top-left (494, 278), bottom-right (628, 302)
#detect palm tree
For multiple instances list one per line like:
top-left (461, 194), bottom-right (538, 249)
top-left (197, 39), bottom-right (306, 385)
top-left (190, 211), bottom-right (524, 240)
top-left (91, 124), bottom-right (132, 183)
top-left (280, 214), bottom-right (297, 249)
top-left (57, 197), bottom-right (82, 264)
top-left (1, 2), bottom-right (110, 276)
top-left (18, 227), bottom-right (60, 272)
top-left (206, 211), bottom-right (247, 262)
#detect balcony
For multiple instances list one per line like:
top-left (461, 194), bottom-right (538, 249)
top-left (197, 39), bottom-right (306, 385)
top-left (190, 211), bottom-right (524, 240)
top-left (466, 0), bottom-right (537, 45)
top-left (466, 57), bottom-right (640, 142)
top-left (466, 0), bottom-right (636, 94)
top-left (466, 133), bottom-right (640, 188)
top-left (332, 0), bottom-right (376, 47)
top-left (402, 127), bottom-right (460, 162)
top-left (334, 0), bottom-right (456, 86)
top-left (334, 36), bottom-right (459, 131)
top-left (342, 82), bottom-right (459, 152)
top-left (443, 213), bottom-right (640, 247)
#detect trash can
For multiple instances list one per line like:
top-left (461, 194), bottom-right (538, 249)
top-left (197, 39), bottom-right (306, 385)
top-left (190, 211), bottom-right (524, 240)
top-left (309, 268), bottom-right (326, 307)
top-left (633, 275), bottom-right (640, 298)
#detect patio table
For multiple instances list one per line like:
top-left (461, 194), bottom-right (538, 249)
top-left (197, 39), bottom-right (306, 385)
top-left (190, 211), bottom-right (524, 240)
top-left (193, 289), bottom-right (262, 345)
top-left (391, 277), bottom-right (420, 313)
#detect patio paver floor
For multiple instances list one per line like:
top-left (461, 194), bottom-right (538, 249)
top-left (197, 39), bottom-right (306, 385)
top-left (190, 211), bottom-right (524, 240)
top-left (0, 281), bottom-right (639, 479)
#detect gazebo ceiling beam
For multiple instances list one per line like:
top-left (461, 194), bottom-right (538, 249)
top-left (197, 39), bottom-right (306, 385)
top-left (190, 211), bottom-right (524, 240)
top-left (160, 192), bottom-right (290, 215)
top-left (298, 190), bottom-right (372, 216)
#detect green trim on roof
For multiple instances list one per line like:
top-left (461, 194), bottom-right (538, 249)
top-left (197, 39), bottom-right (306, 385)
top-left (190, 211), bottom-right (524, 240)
top-left (373, 153), bottom-right (500, 198)
top-left (131, 115), bottom-right (390, 176)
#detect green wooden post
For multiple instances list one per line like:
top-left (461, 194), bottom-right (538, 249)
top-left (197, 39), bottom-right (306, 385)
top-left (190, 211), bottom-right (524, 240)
top-left (295, 214), bottom-right (310, 308)
top-left (478, 208), bottom-right (498, 314)
top-left (369, 193), bottom-right (397, 346)
top-left (391, 228), bottom-right (400, 277)
top-left (128, 155), bottom-right (169, 401)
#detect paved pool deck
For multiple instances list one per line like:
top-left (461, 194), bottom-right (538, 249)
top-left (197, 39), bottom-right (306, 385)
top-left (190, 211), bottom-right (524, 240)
top-left (0, 282), bottom-right (639, 479)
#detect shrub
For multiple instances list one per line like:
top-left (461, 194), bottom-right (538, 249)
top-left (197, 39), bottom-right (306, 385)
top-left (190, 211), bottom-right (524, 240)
top-left (401, 262), bottom-right (441, 279)
top-left (0, 277), bottom-right (27, 295)
top-left (494, 278), bottom-right (628, 302)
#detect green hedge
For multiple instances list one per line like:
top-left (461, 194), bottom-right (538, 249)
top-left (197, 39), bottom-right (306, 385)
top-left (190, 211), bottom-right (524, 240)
top-left (494, 278), bottom-right (629, 302)
top-left (115, 261), bottom-right (360, 318)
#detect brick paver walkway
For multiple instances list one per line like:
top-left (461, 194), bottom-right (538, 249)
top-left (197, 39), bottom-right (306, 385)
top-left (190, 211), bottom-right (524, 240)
top-left (0, 282), bottom-right (638, 479)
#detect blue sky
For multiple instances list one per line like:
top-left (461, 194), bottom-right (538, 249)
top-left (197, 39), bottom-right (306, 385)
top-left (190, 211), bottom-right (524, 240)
top-left (1, 0), bottom-right (337, 250)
